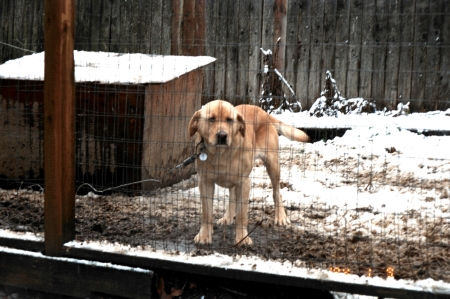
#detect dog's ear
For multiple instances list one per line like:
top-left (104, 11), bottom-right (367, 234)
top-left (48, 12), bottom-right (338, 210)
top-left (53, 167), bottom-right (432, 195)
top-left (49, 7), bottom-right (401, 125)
top-left (188, 110), bottom-right (201, 137)
top-left (237, 112), bottom-right (245, 137)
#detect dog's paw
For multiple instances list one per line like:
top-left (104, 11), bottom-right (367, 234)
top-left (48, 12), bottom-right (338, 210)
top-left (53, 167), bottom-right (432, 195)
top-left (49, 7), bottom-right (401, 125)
top-left (235, 235), bottom-right (253, 246)
top-left (194, 232), bottom-right (212, 244)
top-left (274, 213), bottom-right (291, 226)
top-left (217, 214), bottom-right (234, 226)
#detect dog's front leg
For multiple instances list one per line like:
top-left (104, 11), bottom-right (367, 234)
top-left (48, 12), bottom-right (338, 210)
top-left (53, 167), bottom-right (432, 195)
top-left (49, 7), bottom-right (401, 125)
top-left (194, 177), bottom-right (215, 244)
top-left (234, 177), bottom-right (253, 246)
top-left (217, 186), bottom-right (236, 226)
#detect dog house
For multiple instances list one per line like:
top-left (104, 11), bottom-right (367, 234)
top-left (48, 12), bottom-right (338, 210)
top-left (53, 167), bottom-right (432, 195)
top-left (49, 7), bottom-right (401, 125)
top-left (0, 51), bottom-right (215, 191)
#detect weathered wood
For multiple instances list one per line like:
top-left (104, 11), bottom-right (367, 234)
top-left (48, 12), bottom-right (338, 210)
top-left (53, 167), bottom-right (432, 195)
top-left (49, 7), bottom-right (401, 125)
top-left (284, 0), bottom-right (301, 104)
top-left (425, 0), bottom-right (444, 111)
top-left (213, 1), bottom-right (227, 100)
top-left (247, 0), bottom-right (263, 104)
top-left (273, 0), bottom-right (287, 74)
top-left (171, 0), bottom-right (183, 55)
top-left (43, 0), bottom-right (76, 256)
top-left (359, 0), bottom-right (375, 100)
top-left (100, 0), bottom-right (113, 52)
top-left (322, 0), bottom-right (337, 92)
top-left (436, 1), bottom-right (450, 110)
top-left (308, 1), bottom-right (324, 104)
top-left (148, 0), bottom-right (162, 54)
top-left (346, 0), bottom-right (363, 98)
top-left (2, 0), bottom-right (450, 112)
top-left (295, 0), bottom-right (311, 109)
top-left (334, 0), bottom-right (350, 98)
top-left (384, 0), bottom-right (401, 110)
top-left (161, 0), bottom-right (172, 55)
top-left (397, 0), bottom-right (416, 106)
top-left (0, 248), bottom-right (155, 299)
top-left (109, 0), bottom-right (121, 53)
top-left (203, 0), bottom-right (217, 103)
top-left (225, 0), bottom-right (238, 104)
top-left (75, 0), bottom-right (91, 52)
top-left (141, 69), bottom-right (203, 190)
top-left (372, 0), bottom-right (388, 109)
top-left (119, 0), bottom-right (132, 53)
top-left (237, 0), bottom-right (251, 104)
top-left (410, 0), bottom-right (429, 112)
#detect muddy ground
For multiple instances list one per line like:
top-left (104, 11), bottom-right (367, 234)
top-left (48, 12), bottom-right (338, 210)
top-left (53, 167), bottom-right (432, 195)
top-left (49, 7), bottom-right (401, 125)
top-left (1, 137), bottom-right (449, 284)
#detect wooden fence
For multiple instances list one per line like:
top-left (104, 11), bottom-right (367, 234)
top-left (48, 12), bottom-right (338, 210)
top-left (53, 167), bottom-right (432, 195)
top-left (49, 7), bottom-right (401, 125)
top-left (1, 0), bottom-right (449, 112)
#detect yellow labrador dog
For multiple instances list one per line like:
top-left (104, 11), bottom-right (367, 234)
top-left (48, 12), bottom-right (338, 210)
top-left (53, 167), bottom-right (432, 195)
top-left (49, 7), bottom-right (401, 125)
top-left (188, 100), bottom-right (309, 245)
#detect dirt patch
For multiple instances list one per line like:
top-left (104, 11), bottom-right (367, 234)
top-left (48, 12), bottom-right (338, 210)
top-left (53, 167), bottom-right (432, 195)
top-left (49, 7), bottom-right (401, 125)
top-left (1, 138), bottom-right (449, 283)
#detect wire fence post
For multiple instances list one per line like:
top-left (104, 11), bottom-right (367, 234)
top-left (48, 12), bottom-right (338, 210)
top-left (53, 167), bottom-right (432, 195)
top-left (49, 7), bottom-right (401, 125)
top-left (44, 0), bottom-right (76, 256)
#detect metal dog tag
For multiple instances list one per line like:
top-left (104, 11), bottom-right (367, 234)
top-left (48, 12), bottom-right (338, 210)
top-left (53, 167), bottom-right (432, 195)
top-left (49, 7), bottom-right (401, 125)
top-left (199, 152), bottom-right (208, 161)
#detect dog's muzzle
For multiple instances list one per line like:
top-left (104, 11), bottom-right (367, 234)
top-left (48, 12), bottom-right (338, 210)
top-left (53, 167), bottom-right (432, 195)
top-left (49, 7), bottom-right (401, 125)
top-left (216, 131), bottom-right (228, 146)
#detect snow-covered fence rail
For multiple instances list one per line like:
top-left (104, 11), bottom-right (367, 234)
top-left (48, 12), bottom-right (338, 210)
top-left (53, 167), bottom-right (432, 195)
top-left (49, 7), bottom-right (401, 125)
top-left (1, 0), bottom-right (449, 112)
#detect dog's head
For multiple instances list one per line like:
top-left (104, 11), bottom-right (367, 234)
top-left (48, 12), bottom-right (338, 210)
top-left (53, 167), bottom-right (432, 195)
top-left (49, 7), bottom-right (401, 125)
top-left (188, 100), bottom-right (245, 147)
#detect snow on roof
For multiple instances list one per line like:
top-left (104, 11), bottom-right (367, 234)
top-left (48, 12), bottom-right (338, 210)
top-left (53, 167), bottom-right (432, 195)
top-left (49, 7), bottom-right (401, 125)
top-left (0, 51), bottom-right (216, 84)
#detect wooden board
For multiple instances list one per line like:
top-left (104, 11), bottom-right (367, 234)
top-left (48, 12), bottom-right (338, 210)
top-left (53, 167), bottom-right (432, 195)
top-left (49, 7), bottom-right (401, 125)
top-left (308, 1), bottom-right (324, 104)
top-left (334, 0), bottom-right (350, 98)
top-left (346, 0), bottom-right (363, 99)
top-left (247, 1), bottom-right (263, 105)
top-left (296, 0), bottom-right (311, 109)
top-left (372, 0), bottom-right (388, 110)
top-left (358, 0), bottom-right (375, 100)
top-left (0, 248), bottom-right (154, 299)
top-left (141, 69), bottom-right (203, 190)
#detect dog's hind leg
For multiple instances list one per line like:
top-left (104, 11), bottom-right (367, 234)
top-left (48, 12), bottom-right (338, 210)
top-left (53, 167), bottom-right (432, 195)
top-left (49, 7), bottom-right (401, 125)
top-left (234, 177), bottom-right (253, 245)
top-left (217, 187), bottom-right (236, 226)
top-left (264, 154), bottom-right (290, 226)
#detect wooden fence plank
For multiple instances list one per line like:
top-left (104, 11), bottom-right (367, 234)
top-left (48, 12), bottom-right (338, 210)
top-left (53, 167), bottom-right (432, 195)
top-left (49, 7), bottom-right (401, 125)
top-left (203, 0), bottom-right (217, 103)
top-left (359, 0), bottom-right (375, 100)
top-left (237, 0), bottom-right (250, 104)
top-left (322, 0), bottom-right (337, 91)
top-left (119, 0), bottom-right (132, 53)
top-left (108, 1), bottom-right (121, 53)
top-left (334, 0), bottom-right (350, 98)
top-left (436, 1), bottom-right (450, 110)
top-left (31, 0), bottom-right (44, 53)
top-left (384, 0), bottom-right (401, 110)
top-left (261, 0), bottom-right (275, 51)
top-left (307, 1), bottom-right (324, 104)
top-left (148, 1), bottom-right (162, 54)
top-left (274, 0), bottom-right (287, 73)
top-left (161, 0), bottom-right (172, 55)
top-left (12, 0), bottom-right (25, 59)
top-left (397, 0), bottom-right (416, 106)
top-left (411, 0), bottom-right (430, 112)
top-left (296, 0), bottom-right (311, 109)
top-left (425, 0), bottom-right (444, 111)
top-left (75, 0), bottom-right (91, 52)
top-left (213, 1), bottom-right (227, 99)
top-left (0, 249), bottom-right (155, 299)
top-left (284, 0), bottom-right (301, 104)
top-left (129, 0), bottom-right (142, 53)
top-left (372, 0), bottom-right (389, 109)
top-left (346, 0), bottom-right (363, 99)
top-left (247, 0), bottom-right (263, 104)
top-left (90, 0), bottom-right (101, 52)
top-left (225, 0), bottom-right (238, 104)
top-left (171, 0), bottom-right (183, 55)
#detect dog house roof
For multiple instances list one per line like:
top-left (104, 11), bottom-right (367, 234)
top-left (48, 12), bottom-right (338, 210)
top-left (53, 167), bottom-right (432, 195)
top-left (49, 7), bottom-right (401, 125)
top-left (0, 51), bottom-right (216, 84)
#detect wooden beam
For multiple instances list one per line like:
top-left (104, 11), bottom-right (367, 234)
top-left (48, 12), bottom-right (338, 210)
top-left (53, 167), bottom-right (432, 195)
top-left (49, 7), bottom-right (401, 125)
top-left (43, 0), bottom-right (76, 256)
top-left (0, 247), bottom-right (154, 299)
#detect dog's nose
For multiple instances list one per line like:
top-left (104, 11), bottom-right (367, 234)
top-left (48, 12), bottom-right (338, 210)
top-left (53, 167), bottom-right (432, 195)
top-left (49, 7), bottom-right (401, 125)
top-left (217, 131), bottom-right (228, 145)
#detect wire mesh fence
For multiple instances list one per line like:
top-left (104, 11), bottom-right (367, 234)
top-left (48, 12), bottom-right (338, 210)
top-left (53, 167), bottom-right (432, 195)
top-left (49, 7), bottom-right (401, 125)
top-left (0, 0), bottom-right (449, 287)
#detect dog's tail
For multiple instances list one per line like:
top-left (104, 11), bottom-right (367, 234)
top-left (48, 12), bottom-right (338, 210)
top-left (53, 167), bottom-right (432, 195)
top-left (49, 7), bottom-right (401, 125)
top-left (269, 115), bottom-right (310, 142)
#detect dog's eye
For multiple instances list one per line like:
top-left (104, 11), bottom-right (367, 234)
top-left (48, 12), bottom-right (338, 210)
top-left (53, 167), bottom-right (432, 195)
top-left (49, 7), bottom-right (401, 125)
top-left (226, 117), bottom-right (233, 123)
top-left (208, 117), bottom-right (216, 123)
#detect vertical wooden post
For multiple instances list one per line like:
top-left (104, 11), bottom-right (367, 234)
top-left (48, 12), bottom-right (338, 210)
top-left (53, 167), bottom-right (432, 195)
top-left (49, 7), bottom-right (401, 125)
top-left (44, 0), bottom-right (76, 256)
